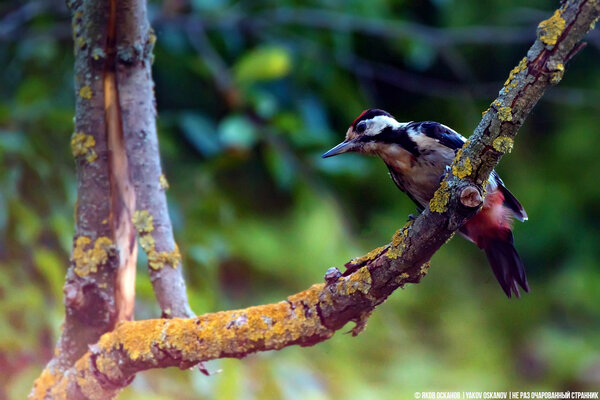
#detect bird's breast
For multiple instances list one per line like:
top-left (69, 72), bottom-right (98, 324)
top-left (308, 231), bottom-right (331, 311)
top-left (380, 145), bottom-right (453, 206)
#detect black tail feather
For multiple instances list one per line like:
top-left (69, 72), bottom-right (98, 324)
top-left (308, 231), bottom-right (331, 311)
top-left (483, 232), bottom-right (529, 298)
top-left (497, 181), bottom-right (528, 222)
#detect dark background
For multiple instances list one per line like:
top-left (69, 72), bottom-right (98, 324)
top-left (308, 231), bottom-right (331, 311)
top-left (1, 0), bottom-right (600, 398)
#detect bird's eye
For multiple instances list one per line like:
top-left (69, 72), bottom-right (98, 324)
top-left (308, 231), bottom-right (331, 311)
top-left (356, 121), bottom-right (367, 134)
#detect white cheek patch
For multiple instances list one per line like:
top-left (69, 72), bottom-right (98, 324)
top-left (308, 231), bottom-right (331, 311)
top-left (365, 115), bottom-right (405, 136)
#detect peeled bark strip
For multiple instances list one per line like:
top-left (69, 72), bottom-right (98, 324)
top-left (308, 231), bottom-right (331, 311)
top-left (105, 0), bottom-right (138, 323)
top-left (30, 0), bottom-right (599, 399)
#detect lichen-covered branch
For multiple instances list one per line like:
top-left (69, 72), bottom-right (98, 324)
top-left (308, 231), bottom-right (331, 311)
top-left (114, 0), bottom-right (194, 319)
top-left (30, 0), bottom-right (599, 399)
top-left (49, 0), bottom-right (120, 374)
top-left (31, 0), bottom-right (193, 395)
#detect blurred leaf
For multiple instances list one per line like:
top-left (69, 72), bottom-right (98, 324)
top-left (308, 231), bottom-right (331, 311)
top-left (215, 359), bottom-right (242, 399)
top-left (0, 132), bottom-right (30, 154)
top-left (314, 152), bottom-right (371, 177)
top-left (158, 26), bottom-right (187, 54)
top-left (33, 248), bottom-right (65, 301)
top-left (191, 0), bottom-right (230, 11)
top-left (15, 77), bottom-right (51, 106)
top-left (16, 37), bottom-right (58, 65)
top-left (7, 366), bottom-right (43, 400)
top-left (234, 45), bottom-right (292, 84)
top-left (179, 112), bottom-right (222, 156)
top-left (405, 40), bottom-right (436, 71)
top-left (264, 146), bottom-right (295, 189)
top-left (11, 200), bottom-right (42, 245)
top-left (218, 114), bottom-right (257, 149)
top-left (49, 212), bottom-right (73, 253)
top-left (249, 90), bottom-right (280, 119)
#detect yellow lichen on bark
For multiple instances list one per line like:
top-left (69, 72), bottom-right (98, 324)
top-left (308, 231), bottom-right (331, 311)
top-left (492, 136), bottom-right (514, 153)
top-left (95, 284), bottom-right (332, 368)
top-left (498, 107), bottom-right (513, 122)
top-left (79, 85), bottom-right (93, 99)
top-left (538, 9), bottom-right (566, 46)
top-left (30, 369), bottom-right (59, 400)
top-left (148, 244), bottom-right (181, 270)
top-left (94, 351), bottom-right (122, 382)
top-left (98, 319), bottom-right (166, 363)
top-left (71, 132), bottom-right (98, 162)
top-left (133, 210), bottom-right (180, 270)
top-left (76, 36), bottom-right (86, 49)
top-left (503, 57), bottom-right (527, 93)
top-left (429, 181), bottom-right (450, 213)
top-left (159, 174), bottom-right (169, 190)
top-left (75, 353), bottom-right (109, 400)
top-left (72, 236), bottom-right (115, 277)
top-left (452, 157), bottom-right (472, 179)
top-left (350, 245), bottom-right (387, 265)
top-left (387, 220), bottom-right (412, 259)
top-left (132, 210), bottom-right (154, 233)
top-left (139, 234), bottom-right (155, 252)
top-left (336, 266), bottom-right (372, 296)
top-left (551, 63), bottom-right (565, 84)
top-left (394, 272), bottom-right (410, 286)
top-left (420, 261), bottom-right (431, 277)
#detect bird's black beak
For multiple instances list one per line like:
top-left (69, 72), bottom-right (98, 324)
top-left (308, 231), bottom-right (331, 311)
top-left (321, 140), bottom-right (355, 158)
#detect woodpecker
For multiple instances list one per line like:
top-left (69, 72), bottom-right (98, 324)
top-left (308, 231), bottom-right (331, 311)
top-left (322, 109), bottom-right (529, 298)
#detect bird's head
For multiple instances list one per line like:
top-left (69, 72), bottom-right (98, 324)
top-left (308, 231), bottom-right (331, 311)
top-left (322, 108), bottom-right (410, 158)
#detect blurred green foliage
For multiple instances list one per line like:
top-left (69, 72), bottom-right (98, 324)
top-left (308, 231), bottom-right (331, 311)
top-left (1, 0), bottom-right (600, 399)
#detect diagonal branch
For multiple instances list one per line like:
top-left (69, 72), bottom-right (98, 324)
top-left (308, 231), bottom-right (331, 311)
top-left (30, 0), bottom-right (600, 399)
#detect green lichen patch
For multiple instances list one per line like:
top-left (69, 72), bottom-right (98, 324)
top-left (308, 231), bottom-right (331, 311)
top-left (538, 10), bottom-right (566, 46)
top-left (492, 136), bottom-right (514, 153)
top-left (429, 181), bottom-right (450, 213)
top-left (71, 132), bottom-right (98, 162)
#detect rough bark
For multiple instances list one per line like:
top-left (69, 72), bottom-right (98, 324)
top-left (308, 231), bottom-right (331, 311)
top-left (30, 0), bottom-right (193, 396)
top-left (114, 0), bottom-right (194, 319)
top-left (30, 0), bottom-right (600, 399)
